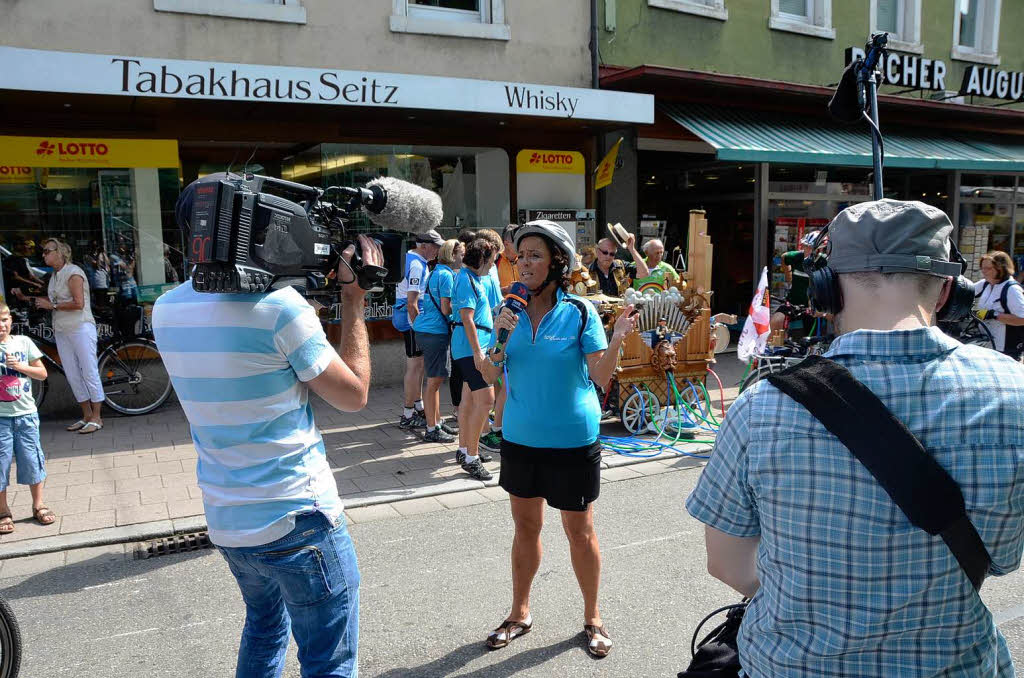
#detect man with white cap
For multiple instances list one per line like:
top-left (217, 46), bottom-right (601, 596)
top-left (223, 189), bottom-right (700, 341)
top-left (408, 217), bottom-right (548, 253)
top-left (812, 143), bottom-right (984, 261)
top-left (393, 230), bottom-right (444, 429)
top-left (687, 200), bottom-right (1023, 677)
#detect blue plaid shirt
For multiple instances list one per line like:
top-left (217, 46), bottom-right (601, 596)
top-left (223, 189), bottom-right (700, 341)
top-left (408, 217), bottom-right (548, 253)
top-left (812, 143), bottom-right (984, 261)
top-left (688, 327), bottom-right (1024, 678)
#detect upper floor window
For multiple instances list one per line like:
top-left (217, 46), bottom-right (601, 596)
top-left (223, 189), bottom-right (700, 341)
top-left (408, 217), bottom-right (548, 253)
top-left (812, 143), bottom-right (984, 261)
top-left (647, 0), bottom-right (728, 22)
top-left (769, 0), bottom-right (834, 40)
top-left (391, 0), bottom-right (509, 40)
top-left (154, 0), bottom-right (306, 24)
top-left (952, 0), bottom-right (1001, 65)
top-left (870, 0), bottom-right (922, 54)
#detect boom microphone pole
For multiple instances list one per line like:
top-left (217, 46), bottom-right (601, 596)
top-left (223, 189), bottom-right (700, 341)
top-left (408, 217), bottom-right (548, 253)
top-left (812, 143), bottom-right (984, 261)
top-left (829, 32), bottom-right (888, 200)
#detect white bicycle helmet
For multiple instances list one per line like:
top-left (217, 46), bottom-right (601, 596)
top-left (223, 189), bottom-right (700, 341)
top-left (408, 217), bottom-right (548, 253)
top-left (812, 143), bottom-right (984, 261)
top-left (800, 230), bottom-right (821, 248)
top-left (514, 219), bottom-right (576, 273)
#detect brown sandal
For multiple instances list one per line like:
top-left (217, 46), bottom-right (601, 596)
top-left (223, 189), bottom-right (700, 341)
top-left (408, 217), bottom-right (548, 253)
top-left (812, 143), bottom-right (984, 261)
top-left (33, 506), bottom-right (56, 526)
top-left (0, 513), bottom-right (13, 534)
top-left (486, 617), bottom-right (532, 649)
top-left (584, 624), bottom-right (612, 657)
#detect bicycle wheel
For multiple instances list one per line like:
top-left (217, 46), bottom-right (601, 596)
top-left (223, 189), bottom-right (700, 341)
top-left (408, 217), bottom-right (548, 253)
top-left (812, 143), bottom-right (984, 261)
top-left (30, 378), bottom-right (47, 410)
top-left (98, 340), bottom-right (172, 416)
top-left (0, 593), bottom-right (22, 678)
top-left (961, 318), bottom-right (996, 351)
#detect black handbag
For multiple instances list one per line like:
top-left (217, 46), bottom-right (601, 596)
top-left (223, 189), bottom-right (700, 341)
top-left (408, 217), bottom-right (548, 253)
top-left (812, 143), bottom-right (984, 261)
top-left (678, 355), bottom-right (991, 677)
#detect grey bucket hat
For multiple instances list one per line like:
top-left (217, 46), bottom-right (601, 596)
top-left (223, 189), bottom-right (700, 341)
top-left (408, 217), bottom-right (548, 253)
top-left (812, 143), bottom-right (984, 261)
top-left (414, 229), bottom-right (445, 246)
top-left (826, 199), bottom-right (961, 278)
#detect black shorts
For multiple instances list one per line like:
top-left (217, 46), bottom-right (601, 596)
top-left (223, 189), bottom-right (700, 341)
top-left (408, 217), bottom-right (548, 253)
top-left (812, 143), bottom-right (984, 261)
top-left (498, 439), bottom-right (602, 512)
top-left (453, 356), bottom-right (489, 392)
top-left (402, 329), bottom-right (422, 358)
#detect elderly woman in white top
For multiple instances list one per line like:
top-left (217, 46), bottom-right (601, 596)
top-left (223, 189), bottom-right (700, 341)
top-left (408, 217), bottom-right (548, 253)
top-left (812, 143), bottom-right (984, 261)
top-left (28, 239), bottom-right (105, 433)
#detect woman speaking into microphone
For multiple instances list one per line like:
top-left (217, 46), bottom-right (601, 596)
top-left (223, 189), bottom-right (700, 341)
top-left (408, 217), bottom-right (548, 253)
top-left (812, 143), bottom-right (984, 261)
top-left (479, 220), bottom-right (637, 658)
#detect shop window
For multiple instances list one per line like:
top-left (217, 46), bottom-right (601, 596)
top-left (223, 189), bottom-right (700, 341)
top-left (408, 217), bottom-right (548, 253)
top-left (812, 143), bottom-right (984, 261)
top-left (769, 0), bottom-right (834, 39)
top-left (951, 0), bottom-right (1001, 65)
top-left (647, 0), bottom-right (728, 22)
top-left (281, 143), bottom-right (510, 321)
top-left (870, 0), bottom-right (922, 54)
top-left (391, 0), bottom-right (510, 40)
top-left (153, 0), bottom-right (306, 24)
top-left (0, 166), bottom-right (185, 303)
top-left (958, 174), bottom-right (1018, 277)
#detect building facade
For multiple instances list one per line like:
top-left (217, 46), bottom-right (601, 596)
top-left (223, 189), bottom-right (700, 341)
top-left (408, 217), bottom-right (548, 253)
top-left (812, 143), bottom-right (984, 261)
top-left (599, 0), bottom-right (1024, 314)
top-left (0, 0), bottom-right (653, 384)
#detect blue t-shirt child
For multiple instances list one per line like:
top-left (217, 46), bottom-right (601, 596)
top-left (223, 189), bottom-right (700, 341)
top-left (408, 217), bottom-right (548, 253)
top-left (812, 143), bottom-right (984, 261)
top-left (501, 290), bottom-right (608, 448)
top-left (451, 268), bottom-right (495, 360)
top-left (413, 264), bottom-right (455, 336)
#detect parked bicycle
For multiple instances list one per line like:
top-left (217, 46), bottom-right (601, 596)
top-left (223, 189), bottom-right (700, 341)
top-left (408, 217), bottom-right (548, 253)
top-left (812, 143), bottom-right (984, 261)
top-left (939, 315), bottom-right (996, 351)
top-left (11, 304), bottom-right (172, 416)
top-left (0, 591), bottom-right (20, 678)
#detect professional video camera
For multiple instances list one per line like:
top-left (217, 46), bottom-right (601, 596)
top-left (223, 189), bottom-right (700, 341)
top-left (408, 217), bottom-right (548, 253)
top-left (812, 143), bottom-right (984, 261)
top-left (188, 173), bottom-right (442, 294)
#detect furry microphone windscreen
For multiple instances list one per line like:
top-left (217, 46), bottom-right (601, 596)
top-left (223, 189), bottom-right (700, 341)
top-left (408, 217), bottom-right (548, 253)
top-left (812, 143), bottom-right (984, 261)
top-left (363, 177), bottom-right (443, 234)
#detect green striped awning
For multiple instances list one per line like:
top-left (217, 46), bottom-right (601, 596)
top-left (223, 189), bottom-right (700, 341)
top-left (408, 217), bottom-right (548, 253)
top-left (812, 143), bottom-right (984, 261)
top-left (661, 103), bottom-right (1024, 172)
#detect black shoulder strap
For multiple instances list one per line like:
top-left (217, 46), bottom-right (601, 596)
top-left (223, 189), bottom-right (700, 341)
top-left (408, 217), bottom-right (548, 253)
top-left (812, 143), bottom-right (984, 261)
top-left (975, 281), bottom-right (989, 299)
top-left (564, 296), bottom-right (589, 342)
top-left (766, 356), bottom-right (991, 591)
top-left (424, 271), bottom-right (448, 323)
top-left (999, 280), bottom-right (1020, 315)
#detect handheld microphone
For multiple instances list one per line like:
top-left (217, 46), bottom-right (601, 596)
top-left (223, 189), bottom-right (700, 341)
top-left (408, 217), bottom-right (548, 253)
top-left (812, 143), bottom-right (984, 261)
top-left (492, 282), bottom-right (530, 353)
top-left (362, 177), bottom-right (443, 234)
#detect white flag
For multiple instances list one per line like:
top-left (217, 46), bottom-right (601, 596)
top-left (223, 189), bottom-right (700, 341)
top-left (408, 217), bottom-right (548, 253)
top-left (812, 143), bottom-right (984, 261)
top-left (737, 267), bottom-right (771, 362)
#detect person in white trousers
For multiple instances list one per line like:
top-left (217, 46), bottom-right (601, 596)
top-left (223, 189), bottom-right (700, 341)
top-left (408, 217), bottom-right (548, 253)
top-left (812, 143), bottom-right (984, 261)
top-left (28, 239), bottom-right (105, 434)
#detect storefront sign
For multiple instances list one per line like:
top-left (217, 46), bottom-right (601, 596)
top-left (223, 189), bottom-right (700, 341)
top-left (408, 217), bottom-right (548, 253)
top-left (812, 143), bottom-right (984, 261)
top-left (0, 46), bottom-right (654, 124)
top-left (959, 65), bottom-right (1024, 102)
top-left (516, 150), bottom-right (585, 175)
top-left (0, 166), bottom-right (34, 184)
top-left (1, 135), bottom-right (179, 168)
top-left (845, 48), bottom-right (947, 91)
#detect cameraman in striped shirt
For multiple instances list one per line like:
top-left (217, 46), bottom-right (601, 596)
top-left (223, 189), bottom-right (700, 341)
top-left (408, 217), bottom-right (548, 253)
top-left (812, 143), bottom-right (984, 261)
top-left (155, 179), bottom-right (382, 678)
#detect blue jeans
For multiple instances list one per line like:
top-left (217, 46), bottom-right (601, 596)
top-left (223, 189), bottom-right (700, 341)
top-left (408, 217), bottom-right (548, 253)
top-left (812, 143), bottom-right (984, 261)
top-left (0, 412), bottom-right (46, 491)
top-left (217, 511), bottom-right (360, 678)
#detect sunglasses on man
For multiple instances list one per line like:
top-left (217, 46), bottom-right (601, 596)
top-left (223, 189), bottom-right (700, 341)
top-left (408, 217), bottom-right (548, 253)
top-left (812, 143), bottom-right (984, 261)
top-left (598, 248), bottom-right (615, 256)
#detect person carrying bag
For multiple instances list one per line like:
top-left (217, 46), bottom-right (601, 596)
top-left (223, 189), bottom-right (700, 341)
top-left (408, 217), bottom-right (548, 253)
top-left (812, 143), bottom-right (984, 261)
top-left (684, 200), bottom-right (1023, 678)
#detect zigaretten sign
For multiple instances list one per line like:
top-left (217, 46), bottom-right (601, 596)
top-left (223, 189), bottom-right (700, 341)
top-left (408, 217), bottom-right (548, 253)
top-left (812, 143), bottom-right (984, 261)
top-left (0, 46), bottom-right (654, 124)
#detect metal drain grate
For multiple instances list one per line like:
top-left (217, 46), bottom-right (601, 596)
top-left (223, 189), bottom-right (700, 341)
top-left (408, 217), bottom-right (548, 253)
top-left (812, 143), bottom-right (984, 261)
top-left (134, 531), bottom-right (213, 559)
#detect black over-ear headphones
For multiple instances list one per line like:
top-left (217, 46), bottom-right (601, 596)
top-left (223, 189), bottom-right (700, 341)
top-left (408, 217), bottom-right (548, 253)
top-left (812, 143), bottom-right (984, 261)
top-left (805, 224), bottom-right (975, 321)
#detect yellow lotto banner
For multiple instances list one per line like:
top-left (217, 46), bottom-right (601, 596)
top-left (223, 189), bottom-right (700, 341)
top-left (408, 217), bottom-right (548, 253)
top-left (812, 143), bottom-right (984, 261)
top-left (516, 149), bottom-right (585, 175)
top-left (1, 135), bottom-right (179, 169)
top-left (594, 137), bottom-right (622, 190)
top-left (0, 166), bottom-right (36, 184)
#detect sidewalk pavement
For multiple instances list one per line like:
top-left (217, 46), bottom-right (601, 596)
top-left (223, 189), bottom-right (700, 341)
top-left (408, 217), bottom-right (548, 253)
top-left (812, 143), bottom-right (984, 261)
top-left (1, 356), bottom-right (743, 559)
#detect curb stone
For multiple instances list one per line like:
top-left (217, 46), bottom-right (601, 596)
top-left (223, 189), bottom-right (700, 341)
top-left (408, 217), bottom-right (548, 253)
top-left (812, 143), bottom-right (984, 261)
top-left (0, 445), bottom-right (710, 561)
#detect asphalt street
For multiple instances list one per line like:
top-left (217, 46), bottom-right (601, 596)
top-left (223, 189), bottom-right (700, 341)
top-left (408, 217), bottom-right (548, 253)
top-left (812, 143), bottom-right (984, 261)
top-left (2, 466), bottom-right (1022, 677)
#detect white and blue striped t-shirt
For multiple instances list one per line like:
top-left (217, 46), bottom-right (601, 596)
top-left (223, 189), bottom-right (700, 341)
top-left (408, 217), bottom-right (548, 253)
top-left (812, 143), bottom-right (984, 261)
top-left (152, 283), bottom-right (341, 547)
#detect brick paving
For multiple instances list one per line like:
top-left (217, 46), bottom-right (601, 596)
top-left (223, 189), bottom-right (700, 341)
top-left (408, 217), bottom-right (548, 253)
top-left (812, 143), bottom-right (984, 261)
top-left (1, 357), bottom-right (741, 552)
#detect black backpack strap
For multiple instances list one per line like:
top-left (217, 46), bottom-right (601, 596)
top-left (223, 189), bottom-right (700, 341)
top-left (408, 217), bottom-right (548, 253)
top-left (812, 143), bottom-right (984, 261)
top-left (766, 356), bottom-right (991, 591)
top-left (564, 296), bottom-right (589, 343)
top-left (975, 281), bottom-right (989, 299)
top-left (424, 273), bottom-right (451, 331)
top-left (998, 280), bottom-right (1020, 315)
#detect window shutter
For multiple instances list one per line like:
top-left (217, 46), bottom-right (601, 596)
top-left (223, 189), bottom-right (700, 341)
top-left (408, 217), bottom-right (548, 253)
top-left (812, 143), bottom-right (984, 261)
top-left (876, 0), bottom-right (899, 34)
top-left (778, 0), bottom-right (809, 18)
top-left (958, 0), bottom-right (978, 48)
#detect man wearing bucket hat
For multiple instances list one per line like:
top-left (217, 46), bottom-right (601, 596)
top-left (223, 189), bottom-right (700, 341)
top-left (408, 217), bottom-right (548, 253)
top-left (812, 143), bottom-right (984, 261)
top-left (687, 200), bottom-right (1024, 677)
top-left (393, 230), bottom-right (444, 430)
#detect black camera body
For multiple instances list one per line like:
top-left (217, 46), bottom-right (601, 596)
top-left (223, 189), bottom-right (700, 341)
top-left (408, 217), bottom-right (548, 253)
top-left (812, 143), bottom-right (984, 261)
top-left (189, 174), bottom-right (403, 294)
